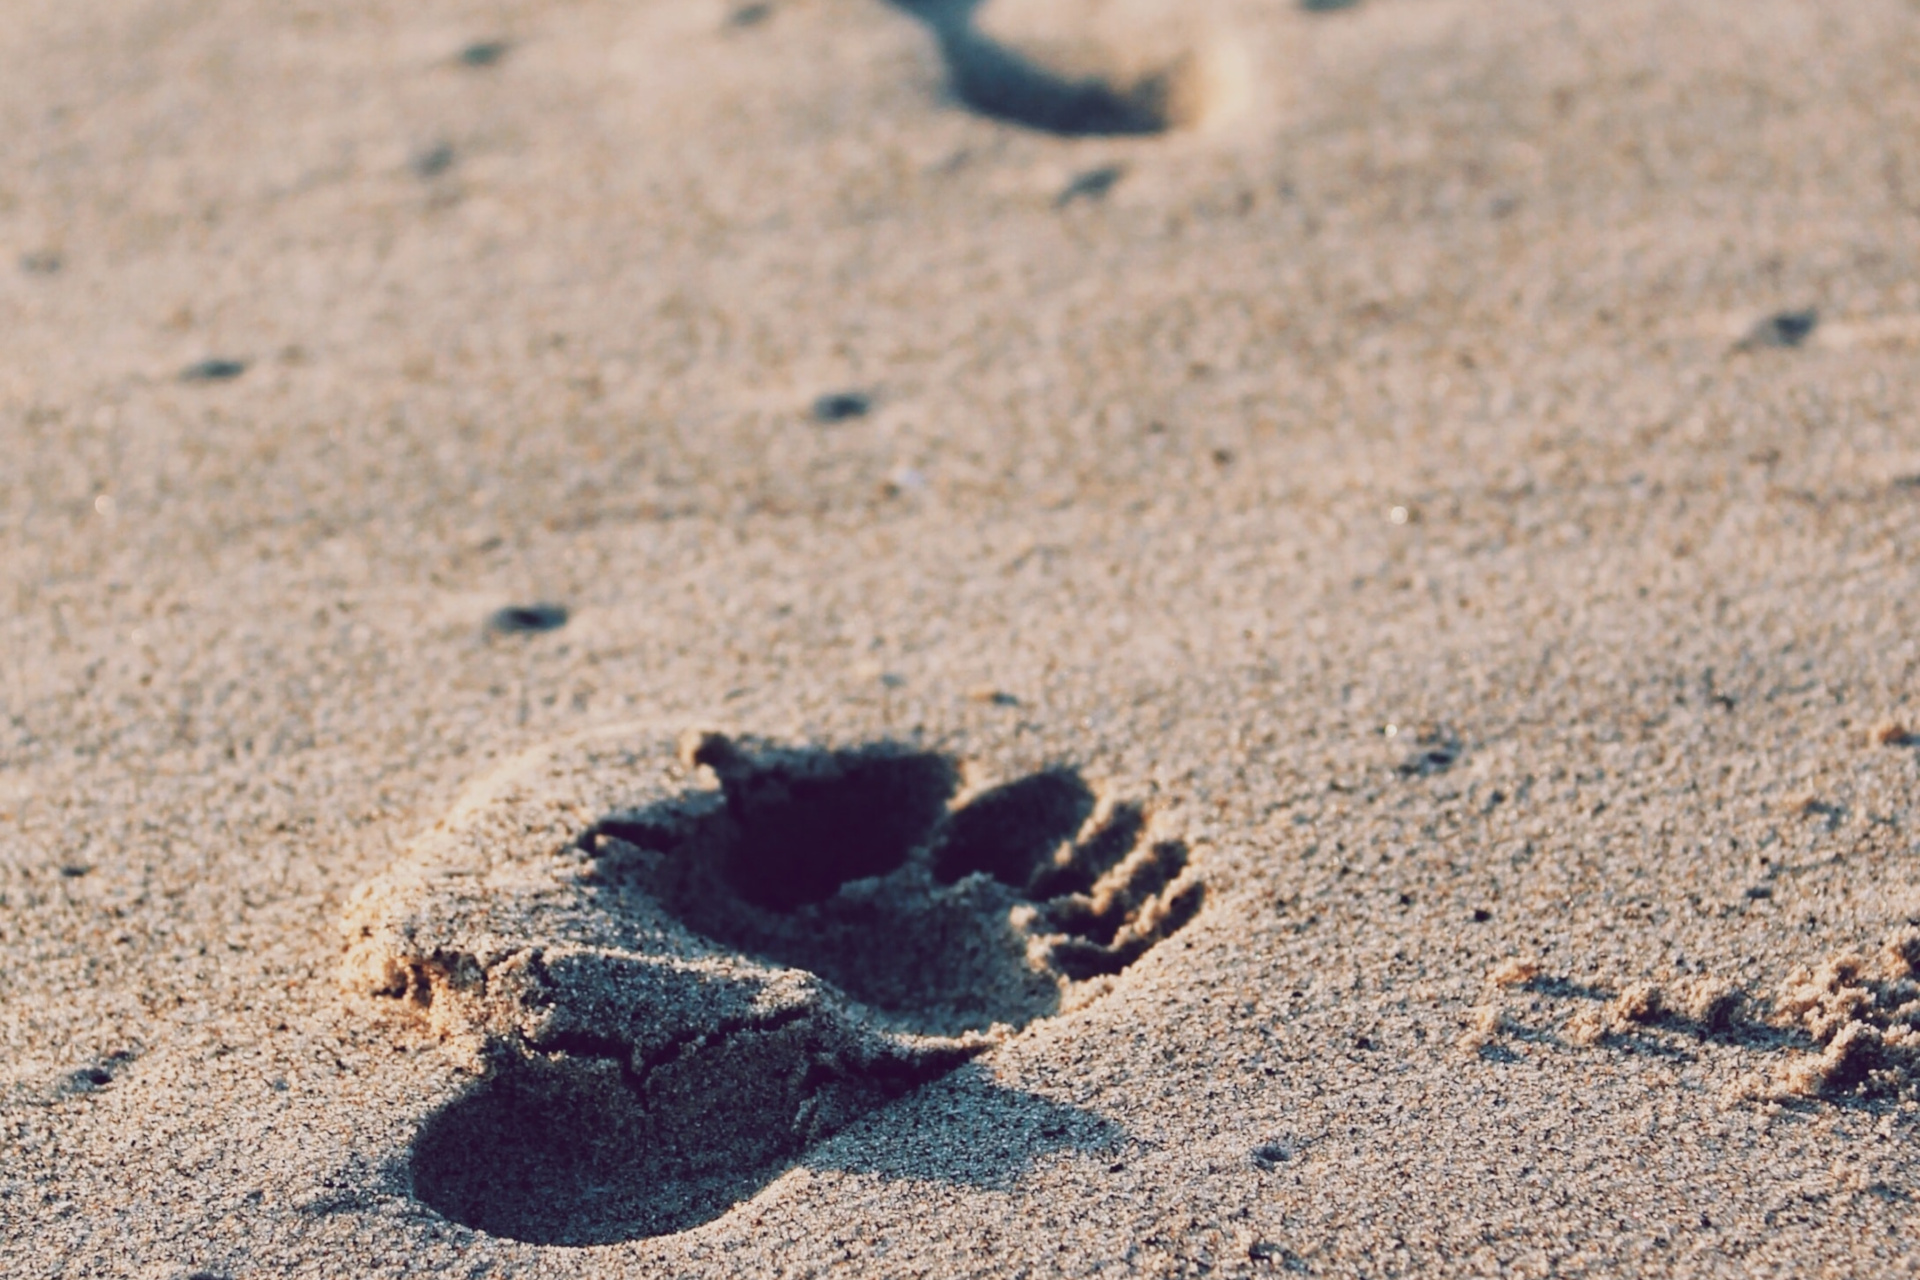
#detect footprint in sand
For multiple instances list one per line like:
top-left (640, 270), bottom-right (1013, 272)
top-left (890, 0), bottom-right (1250, 134)
top-left (342, 726), bottom-right (1203, 1244)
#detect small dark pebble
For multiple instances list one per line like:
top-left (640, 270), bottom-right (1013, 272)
top-left (1248, 1241), bottom-right (1303, 1268)
top-left (1891, 474), bottom-right (1920, 490)
top-left (728, 3), bottom-right (773, 26)
top-left (1211, 447), bottom-right (1236, 467)
top-left (458, 40), bottom-right (510, 67)
top-left (811, 391), bottom-right (871, 423)
top-left (63, 1064), bottom-right (114, 1093)
top-left (1397, 741), bottom-right (1461, 776)
top-left (1250, 1140), bottom-right (1293, 1169)
top-left (487, 603), bottom-right (569, 635)
top-left (19, 250), bottom-right (62, 274)
top-left (180, 358), bottom-right (248, 383)
top-left (1741, 308), bottom-right (1818, 350)
top-left (1301, 0), bottom-right (1360, 10)
top-left (1470, 907), bottom-right (1492, 923)
top-left (412, 142), bottom-right (456, 179)
top-left (59, 864), bottom-right (91, 878)
top-left (1056, 164), bottom-right (1126, 207)
top-left (1745, 885), bottom-right (1774, 900)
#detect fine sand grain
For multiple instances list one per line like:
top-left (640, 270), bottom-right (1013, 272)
top-left (4, 0), bottom-right (1920, 1275)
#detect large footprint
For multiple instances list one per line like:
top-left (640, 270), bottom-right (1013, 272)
top-left (341, 725), bottom-right (1203, 1244)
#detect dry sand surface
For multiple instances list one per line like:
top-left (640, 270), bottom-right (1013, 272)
top-left (5, 0), bottom-right (1920, 1274)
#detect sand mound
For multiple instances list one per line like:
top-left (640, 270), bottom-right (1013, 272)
top-left (1769, 929), bottom-right (1920, 1100)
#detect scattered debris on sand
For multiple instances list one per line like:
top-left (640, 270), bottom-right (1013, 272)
top-left (1463, 932), bottom-right (1920, 1102)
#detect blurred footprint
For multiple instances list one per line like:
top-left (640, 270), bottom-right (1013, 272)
top-left (890, 0), bottom-right (1248, 135)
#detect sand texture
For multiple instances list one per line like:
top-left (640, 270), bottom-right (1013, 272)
top-left (4, 0), bottom-right (1920, 1274)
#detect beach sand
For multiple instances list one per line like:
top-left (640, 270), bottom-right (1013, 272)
top-left (3, 0), bottom-right (1919, 1273)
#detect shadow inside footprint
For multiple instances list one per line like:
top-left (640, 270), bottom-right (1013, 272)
top-left (591, 734), bottom-right (1200, 1036)
top-left (930, 768), bottom-right (1094, 886)
top-left (707, 745), bottom-right (956, 911)
top-left (889, 0), bottom-right (1198, 135)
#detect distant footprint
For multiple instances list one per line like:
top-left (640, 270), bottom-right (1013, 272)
top-left (893, 0), bottom-right (1249, 134)
top-left (342, 726), bottom-right (1202, 1243)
